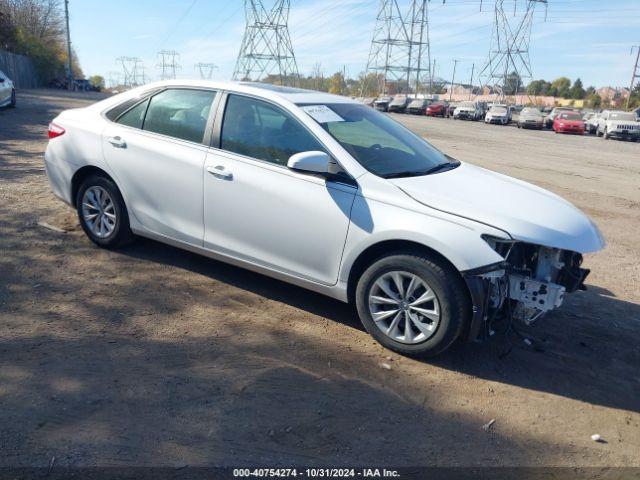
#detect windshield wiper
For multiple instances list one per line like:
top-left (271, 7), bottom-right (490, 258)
top-left (423, 161), bottom-right (460, 175)
top-left (384, 161), bottom-right (460, 179)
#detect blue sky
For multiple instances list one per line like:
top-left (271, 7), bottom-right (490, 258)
top-left (70, 0), bottom-right (640, 88)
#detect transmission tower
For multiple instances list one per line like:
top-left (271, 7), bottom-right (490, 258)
top-left (627, 46), bottom-right (640, 109)
top-left (362, 0), bottom-right (433, 96)
top-left (195, 62), bottom-right (219, 80)
top-left (116, 57), bottom-right (145, 88)
top-left (233, 0), bottom-right (299, 86)
top-left (107, 71), bottom-right (122, 89)
top-left (157, 50), bottom-right (181, 80)
top-left (478, 0), bottom-right (548, 99)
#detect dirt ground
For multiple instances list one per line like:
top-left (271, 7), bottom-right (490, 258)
top-left (0, 90), bottom-right (639, 468)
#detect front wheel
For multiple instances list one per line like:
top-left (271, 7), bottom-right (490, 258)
top-left (355, 253), bottom-right (470, 357)
top-left (76, 175), bottom-right (134, 248)
top-left (9, 89), bottom-right (16, 108)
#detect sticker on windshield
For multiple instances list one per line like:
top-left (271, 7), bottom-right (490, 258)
top-left (301, 105), bottom-right (345, 124)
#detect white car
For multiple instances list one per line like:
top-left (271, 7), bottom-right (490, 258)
top-left (44, 81), bottom-right (604, 357)
top-left (484, 106), bottom-right (510, 125)
top-left (596, 110), bottom-right (640, 141)
top-left (453, 101), bottom-right (482, 121)
top-left (584, 113), bottom-right (600, 135)
top-left (0, 69), bottom-right (16, 108)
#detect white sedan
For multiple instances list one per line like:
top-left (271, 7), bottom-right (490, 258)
top-left (0, 69), bottom-right (16, 108)
top-left (44, 81), bottom-right (604, 357)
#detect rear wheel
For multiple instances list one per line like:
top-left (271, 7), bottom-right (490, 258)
top-left (76, 175), bottom-right (134, 248)
top-left (355, 253), bottom-right (469, 357)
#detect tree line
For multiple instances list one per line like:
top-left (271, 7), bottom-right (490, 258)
top-left (0, 0), bottom-right (82, 84)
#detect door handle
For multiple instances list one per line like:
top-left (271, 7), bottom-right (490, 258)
top-left (206, 165), bottom-right (233, 180)
top-left (107, 136), bottom-right (127, 148)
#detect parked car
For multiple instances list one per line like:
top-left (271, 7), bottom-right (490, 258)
top-left (553, 112), bottom-right (585, 135)
top-left (374, 96), bottom-right (392, 112)
top-left (407, 98), bottom-right (431, 115)
top-left (453, 101), bottom-right (482, 121)
top-left (44, 80), bottom-right (604, 357)
top-left (445, 103), bottom-right (457, 118)
top-left (0, 69), bottom-right (16, 108)
top-left (361, 97), bottom-right (376, 108)
top-left (517, 107), bottom-right (544, 129)
top-left (484, 106), bottom-right (510, 125)
top-left (584, 113), bottom-right (600, 134)
top-left (596, 110), bottom-right (640, 141)
top-left (426, 101), bottom-right (448, 117)
top-left (388, 95), bottom-right (411, 113)
top-left (544, 107), bottom-right (574, 129)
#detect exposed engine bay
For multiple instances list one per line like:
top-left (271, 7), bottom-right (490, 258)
top-left (464, 237), bottom-right (591, 340)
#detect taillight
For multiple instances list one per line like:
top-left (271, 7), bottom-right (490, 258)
top-left (48, 122), bottom-right (65, 139)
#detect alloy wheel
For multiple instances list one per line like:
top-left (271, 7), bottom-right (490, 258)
top-left (81, 186), bottom-right (116, 238)
top-left (368, 271), bottom-right (441, 344)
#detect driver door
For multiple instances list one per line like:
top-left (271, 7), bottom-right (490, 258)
top-left (203, 93), bottom-right (357, 286)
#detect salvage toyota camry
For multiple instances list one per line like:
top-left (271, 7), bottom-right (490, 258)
top-left (44, 81), bottom-right (605, 357)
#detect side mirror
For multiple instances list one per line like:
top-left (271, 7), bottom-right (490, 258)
top-left (287, 151), bottom-right (332, 174)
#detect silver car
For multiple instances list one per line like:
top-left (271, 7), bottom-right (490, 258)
top-left (517, 107), bottom-right (544, 130)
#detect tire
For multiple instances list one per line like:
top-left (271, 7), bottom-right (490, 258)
top-left (9, 89), bottom-right (16, 108)
top-left (355, 252), bottom-right (470, 358)
top-left (76, 174), bottom-right (134, 248)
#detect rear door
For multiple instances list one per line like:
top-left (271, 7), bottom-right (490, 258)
top-left (102, 88), bottom-right (218, 245)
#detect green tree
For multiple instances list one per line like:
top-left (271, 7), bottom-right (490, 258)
top-left (527, 79), bottom-right (551, 96)
top-left (503, 71), bottom-right (522, 95)
top-left (550, 77), bottom-right (571, 98)
top-left (570, 78), bottom-right (585, 100)
top-left (88, 75), bottom-right (104, 90)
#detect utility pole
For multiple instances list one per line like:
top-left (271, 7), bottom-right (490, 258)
top-left (64, 0), bottom-right (73, 90)
top-left (449, 59), bottom-right (458, 102)
top-left (478, 0), bottom-right (548, 101)
top-left (468, 62), bottom-right (475, 100)
top-left (362, 0), bottom-right (433, 97)
top-left (627, 45), bottom-right (640, 109)
top-left (233, 0), bottom-right (299, 86)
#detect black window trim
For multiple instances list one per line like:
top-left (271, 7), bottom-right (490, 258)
top-left (104, 86), bottom-right (221, 147)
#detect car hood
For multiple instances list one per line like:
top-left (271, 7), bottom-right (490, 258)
top-left (557, 120), bottom-right (583, 126)
top-left (389, 162), bottom-right (604, 253)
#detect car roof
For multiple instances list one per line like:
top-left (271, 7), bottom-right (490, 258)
top-left (108, 79), bottom-right (357, 108)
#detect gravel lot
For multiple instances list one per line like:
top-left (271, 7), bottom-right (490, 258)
top-left (0, 90), bottom-right (639, 468)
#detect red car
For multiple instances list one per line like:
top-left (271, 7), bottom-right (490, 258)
top-left (553, 112), bottom-right (585, 135)
top-left (426, 102), bottom-right (448, 117)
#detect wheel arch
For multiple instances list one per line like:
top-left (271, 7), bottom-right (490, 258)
top-left (70, 165), bottom-right (117, 208)
top-left (345, 239), bottom-right (465, 305)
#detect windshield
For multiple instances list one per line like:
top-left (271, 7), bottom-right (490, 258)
top-left (459, 101), bottom-right (475, 108)
top-left (610, 112), bottom-right (637, 121)
top-left (490, 107), bottom-right (507, 114)
top-left (522, 108), bottom-right (541, 116)
top-left (559, 113), bottom-right (581, 120)
top-left (298, 103), bottom-right (455, 178)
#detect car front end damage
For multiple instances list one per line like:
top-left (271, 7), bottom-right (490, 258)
top-left (463, 237), bottom-right (593, 341)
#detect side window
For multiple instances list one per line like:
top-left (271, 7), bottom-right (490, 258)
top-left (143, 89), bottom-right (216, 143)
top-left (116, 99), bottom-right (149, 129)
top-left (220, 94), bottom-right (325, 166)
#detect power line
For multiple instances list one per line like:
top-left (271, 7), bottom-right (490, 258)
top-left (233, 0), bottom-right (299, 86)
top-left (116, 57), bottom-right (145, 88)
